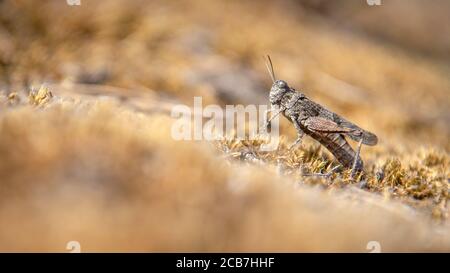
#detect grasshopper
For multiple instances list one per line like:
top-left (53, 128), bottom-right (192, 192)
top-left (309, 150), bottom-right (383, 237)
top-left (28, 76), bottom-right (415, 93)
top-left (264, 56), bottom-right (378, 178)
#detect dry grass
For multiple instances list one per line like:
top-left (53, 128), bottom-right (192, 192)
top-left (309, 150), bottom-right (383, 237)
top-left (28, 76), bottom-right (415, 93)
top-left (0, 0), bottom-right (449, 252)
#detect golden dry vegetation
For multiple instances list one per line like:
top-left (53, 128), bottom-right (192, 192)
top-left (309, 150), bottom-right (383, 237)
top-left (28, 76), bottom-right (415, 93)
top-left (0, 0), bottom-right (449, 252)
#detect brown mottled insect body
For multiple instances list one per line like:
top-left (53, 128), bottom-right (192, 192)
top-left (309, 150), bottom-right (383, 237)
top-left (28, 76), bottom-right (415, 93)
top-left (264, 56), bottom-right (377, 177)
top-left (308, 130), bottom-right (363, 171)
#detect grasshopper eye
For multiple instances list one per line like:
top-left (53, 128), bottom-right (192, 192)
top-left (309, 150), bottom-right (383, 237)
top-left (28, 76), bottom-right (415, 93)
top-left (276, 80), bottom-right (287, 88)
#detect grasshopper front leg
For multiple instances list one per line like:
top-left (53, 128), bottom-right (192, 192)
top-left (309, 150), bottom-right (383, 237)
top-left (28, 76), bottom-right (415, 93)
top-left (265, 106), bottom-right (285, 131)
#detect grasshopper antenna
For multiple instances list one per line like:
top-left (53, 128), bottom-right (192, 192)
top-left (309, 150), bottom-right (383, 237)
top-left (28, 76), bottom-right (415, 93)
top-left (264, 55), bottom-right (276, 83)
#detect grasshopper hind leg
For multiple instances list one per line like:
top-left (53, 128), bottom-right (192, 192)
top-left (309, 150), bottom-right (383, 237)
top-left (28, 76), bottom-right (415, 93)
top-left (350, 138), bottom-right (364, 179)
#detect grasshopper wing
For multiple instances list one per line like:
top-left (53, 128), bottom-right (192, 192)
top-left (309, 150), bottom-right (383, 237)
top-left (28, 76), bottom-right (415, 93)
top-left (304, 116), bottom-right (353, 134)
top-left (333, 118), bottom-right (378, 146)
top-left (305, 116), bottom-right (378, 146)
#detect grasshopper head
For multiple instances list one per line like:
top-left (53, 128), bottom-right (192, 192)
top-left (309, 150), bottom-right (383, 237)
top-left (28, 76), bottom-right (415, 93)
top-left (269, 80), bottom-right (290, 105)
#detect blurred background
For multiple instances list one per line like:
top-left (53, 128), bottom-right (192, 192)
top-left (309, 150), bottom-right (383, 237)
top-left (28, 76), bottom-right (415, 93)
top-left (0, 0), bottom-right (449, 251)
top-left (1, 0), bottom-right (449, 147)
